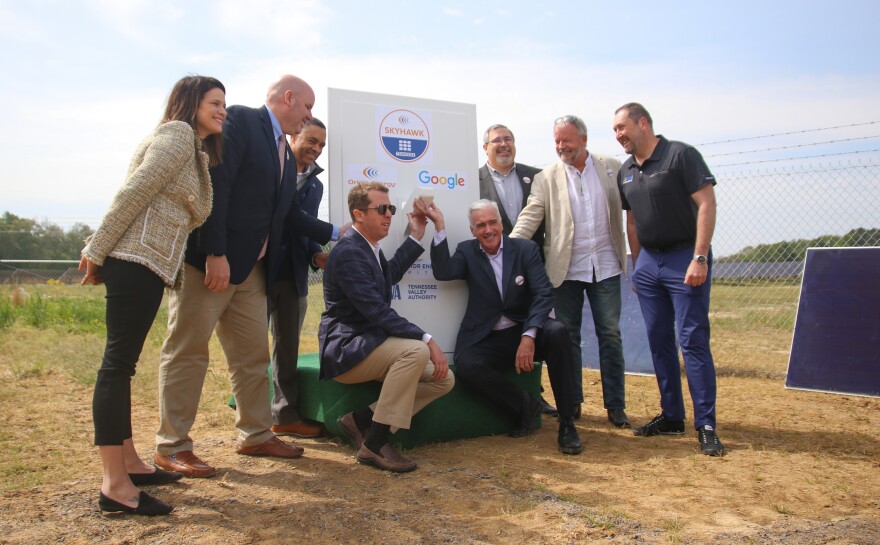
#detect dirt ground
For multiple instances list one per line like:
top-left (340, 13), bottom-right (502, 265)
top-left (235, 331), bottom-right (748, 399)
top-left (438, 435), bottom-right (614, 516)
top-left (1, 358), bottom-right (878, 545)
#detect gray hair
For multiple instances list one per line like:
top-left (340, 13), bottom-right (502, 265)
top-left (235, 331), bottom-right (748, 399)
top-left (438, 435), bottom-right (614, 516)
top-left (468, 199), bottom-right (501, 225)
top-left (553, 115), bottom-right (588, 137)
top-left (482, 124), bottom-right (515, 145)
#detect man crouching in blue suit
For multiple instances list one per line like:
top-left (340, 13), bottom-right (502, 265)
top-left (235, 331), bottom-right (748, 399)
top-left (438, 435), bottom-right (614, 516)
top-left (319, 182), bottom-right (454, 472)
top-left (426, 199), bottom-right (582, 454)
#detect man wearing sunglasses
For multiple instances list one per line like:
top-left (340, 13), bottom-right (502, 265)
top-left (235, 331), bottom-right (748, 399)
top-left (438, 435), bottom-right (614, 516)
top-left (319, 182), bottom-right (454, 472)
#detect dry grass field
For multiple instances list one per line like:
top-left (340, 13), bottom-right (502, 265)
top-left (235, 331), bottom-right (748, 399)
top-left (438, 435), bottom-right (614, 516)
top-left (0, 285), bottom-right (878, 544)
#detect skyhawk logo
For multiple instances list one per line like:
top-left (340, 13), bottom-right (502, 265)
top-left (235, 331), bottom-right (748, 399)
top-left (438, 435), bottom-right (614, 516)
top-left (379, 109), bottom-right (430, 163)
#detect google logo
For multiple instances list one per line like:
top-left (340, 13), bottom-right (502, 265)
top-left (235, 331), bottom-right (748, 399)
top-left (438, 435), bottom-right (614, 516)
top-left (418, 170), bottom-right (465, 189)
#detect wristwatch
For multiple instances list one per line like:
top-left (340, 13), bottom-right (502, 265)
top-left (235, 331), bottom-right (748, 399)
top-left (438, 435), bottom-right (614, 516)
top-left (693, 254), bottom-right (708, 265)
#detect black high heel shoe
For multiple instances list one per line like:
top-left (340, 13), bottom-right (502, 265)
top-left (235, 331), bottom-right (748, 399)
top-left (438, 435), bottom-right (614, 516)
top-left (98, 491), bottom-right (173, 516)
top-left (128, 466), bottom-right (183, 486)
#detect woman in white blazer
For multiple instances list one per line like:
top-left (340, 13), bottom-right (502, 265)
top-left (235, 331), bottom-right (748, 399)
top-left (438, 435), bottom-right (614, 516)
top-left (80, 75), bottom-right (225, 516)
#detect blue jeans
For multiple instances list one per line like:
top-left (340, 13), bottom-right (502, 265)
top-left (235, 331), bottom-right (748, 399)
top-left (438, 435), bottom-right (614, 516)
top-left (632, 247), bottom-right (716, 429)
top-left (553, 275), bottom-right (626, 409)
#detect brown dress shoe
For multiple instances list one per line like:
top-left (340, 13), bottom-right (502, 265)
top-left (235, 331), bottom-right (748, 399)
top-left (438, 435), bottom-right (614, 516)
top-left (236, 436), bottom-right (304, 459)
top-left (336, 412), bottom-right (366, 449)
top-left (271, 420), bottom-right (322, 438)
top-left (356, 443), bottom-right (417, 473)
top-left (154, 451), bottom-right (217, 478)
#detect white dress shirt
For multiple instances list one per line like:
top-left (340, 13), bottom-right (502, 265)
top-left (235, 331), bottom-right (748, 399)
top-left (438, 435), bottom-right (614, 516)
top-left (563, 155), bottom-right (622, 282)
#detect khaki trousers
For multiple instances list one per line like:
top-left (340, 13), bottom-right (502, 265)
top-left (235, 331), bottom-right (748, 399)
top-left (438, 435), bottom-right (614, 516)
top-left (156, 263), bottom-right (274, 454)
top-left (334, 337), bottom-right (455, 431)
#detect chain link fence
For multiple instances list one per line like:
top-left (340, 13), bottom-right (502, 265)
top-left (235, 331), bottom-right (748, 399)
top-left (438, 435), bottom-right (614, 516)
top-left (708, 158), bottom-right (879, 377)
top-left (2, 159), bottom-right (878, 374)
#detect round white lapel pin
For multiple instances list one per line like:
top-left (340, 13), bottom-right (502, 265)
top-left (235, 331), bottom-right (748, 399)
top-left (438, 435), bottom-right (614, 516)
top-left (515, 275), bottom-right (525, 286)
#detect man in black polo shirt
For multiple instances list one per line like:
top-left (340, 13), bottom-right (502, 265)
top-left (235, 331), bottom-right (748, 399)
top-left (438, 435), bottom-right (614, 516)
top-left (612, 102), bottom-right (724, 457)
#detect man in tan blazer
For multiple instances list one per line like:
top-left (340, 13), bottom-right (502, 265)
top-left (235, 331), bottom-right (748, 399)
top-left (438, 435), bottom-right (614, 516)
top-left (511, 115), bottom-right (629, 428)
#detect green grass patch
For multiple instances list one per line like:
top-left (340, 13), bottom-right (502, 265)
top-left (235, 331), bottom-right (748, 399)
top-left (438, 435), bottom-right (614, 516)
top-left (0, 284), bottom-right (106, 332)
top-left (0, 297), bottom-right (14, 328)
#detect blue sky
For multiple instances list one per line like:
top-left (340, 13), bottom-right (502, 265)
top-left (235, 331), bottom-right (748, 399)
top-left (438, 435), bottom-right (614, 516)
top-left (2, 0), bottom-right (879, 246)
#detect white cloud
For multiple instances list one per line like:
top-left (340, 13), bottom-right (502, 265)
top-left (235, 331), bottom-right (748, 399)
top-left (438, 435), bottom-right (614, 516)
top-left (1, 88), bottom-right (168, 222)
top-left (3, 2), bottom-right (879, 230)
top-left (0, 3), bottom-right (46, 42)
top-left (216, 0), bottom-right (328, 48)
top-left (181, 53), bottom-right (224, 65)
top-left (262, 53), bottom-right (880, 171)
top-left (8, 50), bottom-right (879, 225)
top-left (86, 0), bottom-right (184, 43)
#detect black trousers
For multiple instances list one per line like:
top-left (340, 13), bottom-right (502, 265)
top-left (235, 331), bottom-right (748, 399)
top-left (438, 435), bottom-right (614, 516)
top-left (454, 319), bottom-right (576, 420)
top-left (267, 278), bottom-right (307, 425)
top-left (93, 257), bottom-right (165, 446)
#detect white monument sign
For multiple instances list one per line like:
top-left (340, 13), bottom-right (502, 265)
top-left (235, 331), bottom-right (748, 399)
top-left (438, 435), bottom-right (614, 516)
top-left (327, 89), bottom-right (479, 353)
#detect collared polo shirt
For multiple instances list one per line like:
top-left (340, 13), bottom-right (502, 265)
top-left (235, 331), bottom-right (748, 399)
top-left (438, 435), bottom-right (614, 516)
top-left (618, 135), bottom-right (716, 250)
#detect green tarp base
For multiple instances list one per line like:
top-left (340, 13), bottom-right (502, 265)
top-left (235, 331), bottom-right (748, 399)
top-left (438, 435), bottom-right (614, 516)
top-left (229, 352), bottom-right (543, 450)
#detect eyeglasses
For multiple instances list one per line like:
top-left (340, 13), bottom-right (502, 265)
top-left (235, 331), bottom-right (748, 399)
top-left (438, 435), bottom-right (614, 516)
top-left (359, 204), bottom-right (397, 215)
top-left (488, 136), bottom-right (514, 145)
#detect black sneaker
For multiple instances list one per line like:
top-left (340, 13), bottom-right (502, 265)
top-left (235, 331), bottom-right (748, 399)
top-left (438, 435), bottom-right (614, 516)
top-left (632, 414), bottom-right (685, 437)
top-left (697, 425), bottom-right (725, 456)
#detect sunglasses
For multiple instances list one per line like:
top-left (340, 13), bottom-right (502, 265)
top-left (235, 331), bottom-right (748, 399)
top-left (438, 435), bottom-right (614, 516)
top-left (359, 204), bottom-right (397, 216)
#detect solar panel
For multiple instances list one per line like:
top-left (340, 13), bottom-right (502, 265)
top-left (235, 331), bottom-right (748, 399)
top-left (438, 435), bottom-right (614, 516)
top-left (580, 258), bottom-right (655, 375)
top-left (786, 247), bottom-right (880, 397)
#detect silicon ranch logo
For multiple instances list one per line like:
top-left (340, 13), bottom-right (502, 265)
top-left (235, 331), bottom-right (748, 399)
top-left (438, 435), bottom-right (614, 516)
top-left (379, 109), bottom-right (430, 163)
top-left (418, 169), bottom-right (465, 189)
top-left (345, 164), bottom-right (397, 187)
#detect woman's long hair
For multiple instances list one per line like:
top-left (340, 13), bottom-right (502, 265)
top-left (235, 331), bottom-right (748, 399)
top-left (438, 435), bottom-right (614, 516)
top-left (162, 75), bottom-right (225, 167)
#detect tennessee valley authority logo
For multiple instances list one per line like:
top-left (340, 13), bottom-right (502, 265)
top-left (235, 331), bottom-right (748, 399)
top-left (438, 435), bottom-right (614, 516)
top-left (379, 109), bottom-right (430, 162)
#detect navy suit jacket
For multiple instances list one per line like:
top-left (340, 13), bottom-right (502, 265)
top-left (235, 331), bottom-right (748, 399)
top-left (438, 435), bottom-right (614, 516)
top-left (319, 229), bottom-right (425, 379)
top-left (430, 235), bottom-right (554, 362)
top-left (479, 163), bottom-right (545, 260)
top-left (277, 164), bottom-right (325, 296)
top-left (185, 105), bottom-right (333, 285)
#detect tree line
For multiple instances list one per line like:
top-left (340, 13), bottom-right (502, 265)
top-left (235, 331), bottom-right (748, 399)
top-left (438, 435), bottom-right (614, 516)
top-left (718, 228), bottom-right (880, 263)
top-left (0, 212), bottom-right (93, 264)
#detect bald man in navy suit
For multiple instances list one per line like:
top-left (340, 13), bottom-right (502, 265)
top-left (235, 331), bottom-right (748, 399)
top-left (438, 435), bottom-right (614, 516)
top-left (155, 75), bottom-right (338, 478)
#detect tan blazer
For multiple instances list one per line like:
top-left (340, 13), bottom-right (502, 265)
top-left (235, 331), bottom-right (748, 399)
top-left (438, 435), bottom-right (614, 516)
top-left (83, 120), bottom-right (213, 288)
top-left (511, 153), bottom-right (625, 287)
